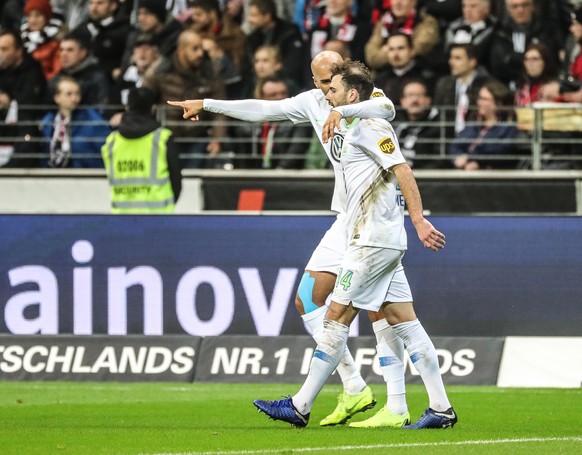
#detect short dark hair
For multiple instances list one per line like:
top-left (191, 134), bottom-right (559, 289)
top-left (401, 78), bottom-right (430, 97)
top-left (259, 75), bottom-right (287, 92)
top-left (0, 29), bottom-right (24, 51)
top-left (387, 32), bottom-right (413, 49)
top-left (189, 0), bottom-right (221, 15)
top-left (62, 31), bottom-right (90, 51)
top-left (449, 42), bottom-right (478, 61)
top-left (330, 60), bottom-right (374, 101)
top-left (249, 0), bottom-right (277, 17)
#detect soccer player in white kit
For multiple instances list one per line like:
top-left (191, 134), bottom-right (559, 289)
top-left (168, 52), bottom-right (413, 427)
top-left (253, 60), bottom-right (457, 429)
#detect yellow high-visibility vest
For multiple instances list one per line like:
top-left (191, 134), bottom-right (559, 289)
top-left (102, 127), bottom-right (175, 214)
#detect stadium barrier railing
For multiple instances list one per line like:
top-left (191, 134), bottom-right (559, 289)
top-left (1, 103), bottom-right (582, 170)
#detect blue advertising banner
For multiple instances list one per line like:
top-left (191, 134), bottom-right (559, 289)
top-left (1, 215), bottom-right (581, 337)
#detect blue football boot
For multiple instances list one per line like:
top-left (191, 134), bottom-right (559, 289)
top-left (253, 396), bottom-right (310, 428)
top-left (403, 407), bottom-right (458, 429)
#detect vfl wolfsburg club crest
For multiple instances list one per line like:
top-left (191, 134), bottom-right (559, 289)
top-left (330, 132), bottom-right (345, 162)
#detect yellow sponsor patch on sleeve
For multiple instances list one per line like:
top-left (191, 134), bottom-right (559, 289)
top-left (378, 137), bottom-right (396, 154)
top-left (371, 91), bottom-right (385, 98)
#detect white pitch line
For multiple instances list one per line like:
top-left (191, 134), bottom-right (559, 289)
top-left (143, 436), bottom-right (582, 455)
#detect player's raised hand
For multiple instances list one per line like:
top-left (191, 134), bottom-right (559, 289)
top-left (322, 109), bottom-right (342, 143)
top-left (415, 218), bottom-right (446, 252)
top-left (166, 99), bottom-right (204, 121)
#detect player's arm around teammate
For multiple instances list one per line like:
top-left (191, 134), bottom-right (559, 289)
top-left (168, 52), bottom-right (398, 428)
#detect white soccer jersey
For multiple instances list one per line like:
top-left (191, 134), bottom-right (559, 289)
top-left (340, 117), bottom-right (408, 250)
top-left (204, 90), bottom-right (394, 213)
top-left (280, 89), bottom-right (347, 212)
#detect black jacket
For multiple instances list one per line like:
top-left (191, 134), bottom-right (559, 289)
top-left (394, 106), bottom-right (443, 169)
top-left (48, 56), bottom-right (110, 107)
top-left (0, 53), bottom-right (46, 167)
top-left (488, 14), bottom-right (562, 85)
top-left (246, 18), bottom-right (307, 88)
top-left (374, 61), bottom-right (437, 105)
top-left (120, 20), bottom-right (184, 71)
top-left (73, 15), bottom-right (134, 81)
top-left (432, 67), bottom-right (492, 139)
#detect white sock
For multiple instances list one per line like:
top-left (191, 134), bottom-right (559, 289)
top-left (392, 319), bottom-right (451, 412)
top-left (302, 306), bottom-right (366, 395)
top-left (293, 319), bottom-right (349, 414)
top-left (372, 319), bottom-right (408, 415)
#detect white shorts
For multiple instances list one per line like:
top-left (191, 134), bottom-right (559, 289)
top-left (305, 213), bottom-right (347, 273)
top-left (332, 246), bottom-right (413, 312)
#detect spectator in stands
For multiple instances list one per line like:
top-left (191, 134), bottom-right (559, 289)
top-left (200, 35), bottom-right (242, 99)
top-left (72, 0), bottom-right (133, 84)
top-left (294, 0), bottom-right (329, 38)
top-left (307, 0), bottom-right (372, 63)
top-left (48, 33), bottom-right (110, 107)
top-left (513, 42), bottom-right (573, 170)
top-left (188, 0), bottom-right (248, 74)
top-left (230, 0), bottom-right (295, 33)
top-left (232, 75), bottom-right (311, 169)
top-left (167, 0), bottom-right (192, 22)
top-left (421, 0), bottom-right (462, 71)
top-left (223, 0), bottom-right (245, 27)
top-left (245, 0), bottom-right (307, 89)
top-left (422, 0), bottom-right (462, 25)
top-left (143, 29), bottom-right (227, 168)
top-left (514, 43), bottom-right (560, 106)
top-left (365, 0), bottom-right (441, 72)
top-left (0, 29), bottom-right (46, 168)
top-left (443, 0), bottom-right (497, 65)
top-left (488, 0), bottom-right (562, 88)
top-left (493, 1), bottom-right (572, 51)
top-left (1, 0), bottom-right (27, 31)
top-left (240, 45), bottom-right (300, 99)
top-left (114, 32), bottom-right (160, 100)
top-left (372, 32), bottom-right (437, 106)
top-left (448, 79), bottom-right (519, 170)
top-left (532, 0), bottom-right (572, 52)
top-left (102, 86), bottom-right (181, 213)
top-left (564, 5), bottom-right (582, 83)
top-left (120, 0), bottom-right (184, 71)
top-left (323, 38), bottom-right (351, 59)
top-left (20, 0), bottom-right (63, 81)
top-left (109, 32), bottom-right (161, 127)
top-left (433, 43), bottom-right (491, 139)
top-left (394, 78), bottom-right (442, 168)
top-left (40, 75), bottom-right (109, 168)
top-left (51, 0), bottom-right (90, 31)
top-left (551, 6), bottom-right (582, 103)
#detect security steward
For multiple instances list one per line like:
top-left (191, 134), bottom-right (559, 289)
top-left (102, 87), bottom-right (181, 213)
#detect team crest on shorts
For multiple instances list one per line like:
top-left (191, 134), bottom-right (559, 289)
top-left (378, 137), bottom-right (395, 154)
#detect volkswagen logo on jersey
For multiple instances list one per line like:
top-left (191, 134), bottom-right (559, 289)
top-left (330, 132), bottom-right (345, 163)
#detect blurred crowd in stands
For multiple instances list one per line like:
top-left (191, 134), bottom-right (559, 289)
top-left (1, 0), bottom-right (581, 170)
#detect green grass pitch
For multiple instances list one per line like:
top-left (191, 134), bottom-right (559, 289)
top-left (1, 382), bottom-right (581, 455)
